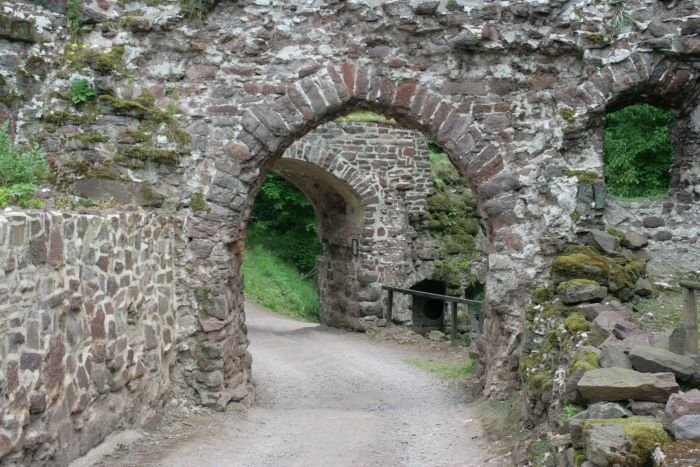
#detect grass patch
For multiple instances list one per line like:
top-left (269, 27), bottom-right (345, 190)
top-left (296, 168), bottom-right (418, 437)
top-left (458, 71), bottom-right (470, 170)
top-left (635, 289), bottom-right (699, 340)
top-left (336, 110), bottom-right (395, 125)
top-left (242, 242), bottom-right (319, 322)
top-left (406, 358), bottom-right (474, 380)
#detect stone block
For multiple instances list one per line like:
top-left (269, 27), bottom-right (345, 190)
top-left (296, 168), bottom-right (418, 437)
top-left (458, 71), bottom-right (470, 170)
top-left (577, 368), bottom-right (679, 403)
top-left (671, 415), bottom-right (700, 440)
top-left (665, 390), bottom-right (700, 427)
top-left (628, 345), bottom-right (696, 382)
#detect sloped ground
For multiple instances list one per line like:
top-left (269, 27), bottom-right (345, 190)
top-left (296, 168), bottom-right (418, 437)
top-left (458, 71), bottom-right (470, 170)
top-left (76, 302), bottom-right (501, 467)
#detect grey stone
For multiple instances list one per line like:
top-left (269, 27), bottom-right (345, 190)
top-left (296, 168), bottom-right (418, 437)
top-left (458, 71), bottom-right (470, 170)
top-left (634, 277), bottom-right (653, 297)
top-left (671, 415), bottom-right (700, 440)
top-left (653, 230), bottom-right (673, 241)
top-left (577, 368), bottom-right (679, 402)
top-left (628, 345), bottom-right (696, 382)
top-left (587, 229), bottom-right (620, 255)
top-left (651, 326), bottom-right (686, 355)
top-left (588, 401), bottom-right (632, 419)
top-left (583, 422), bottom-right (628, 466)
top-left (599, 345), bottom-right (632, 369)
top-left (621, 231), bottom-right (648, 250)
top-left (558, 281), bottom-right (608, 305)
top-left (643, 216), bottom-right (665, 228)
top-left (629, 401), bottom-right (665, 416)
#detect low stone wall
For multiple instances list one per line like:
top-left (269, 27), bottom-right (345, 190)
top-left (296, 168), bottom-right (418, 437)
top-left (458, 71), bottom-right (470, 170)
top-left (0, 210), bottom-right (176, 465)
top-left (605, 194), bottom-right (700, 284)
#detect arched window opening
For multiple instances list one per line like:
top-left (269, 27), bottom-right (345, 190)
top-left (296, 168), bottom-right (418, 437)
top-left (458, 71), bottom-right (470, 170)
top-left (604, 103), bottom-right (673, 198)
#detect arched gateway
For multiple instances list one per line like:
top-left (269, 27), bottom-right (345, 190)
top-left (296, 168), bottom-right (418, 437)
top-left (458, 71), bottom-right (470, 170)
top-left (0, 0), bottom-right (699, 463)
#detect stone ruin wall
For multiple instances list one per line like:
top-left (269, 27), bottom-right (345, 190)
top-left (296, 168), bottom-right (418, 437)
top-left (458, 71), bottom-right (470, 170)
top-left (0, 210), bottom-right (176, 465)
top-left (0, 0), bottom-right (699, 463)
top-left (281, 121), bottom-right (439, 327)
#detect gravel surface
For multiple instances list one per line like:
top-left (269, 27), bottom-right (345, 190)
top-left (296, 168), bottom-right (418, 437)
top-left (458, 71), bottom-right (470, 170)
top-left (82, 302), bottom-right (497, 466)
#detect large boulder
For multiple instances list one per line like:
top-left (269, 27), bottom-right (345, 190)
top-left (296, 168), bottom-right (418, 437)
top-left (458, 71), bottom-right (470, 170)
top-left (628, 345), bottom-right (696, 382)
top-left (671, 415), bottom-right (700, 441)
top-left (665, 390), bottom-right (700, 427)
top-left (577, 368), bottom-right (679, 403)
top-left (558, 279), bottom-right (608, 305)
top-left (583, 422), bottom-right (628, 466)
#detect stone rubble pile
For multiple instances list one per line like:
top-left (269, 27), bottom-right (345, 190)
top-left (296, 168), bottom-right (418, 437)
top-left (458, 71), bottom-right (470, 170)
top-left (522, 228), bottom-right (700, 465)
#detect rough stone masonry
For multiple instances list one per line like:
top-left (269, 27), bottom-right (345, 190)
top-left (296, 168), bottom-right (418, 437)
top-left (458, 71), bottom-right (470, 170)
top-left (0, 0), bottom-right (699, 464)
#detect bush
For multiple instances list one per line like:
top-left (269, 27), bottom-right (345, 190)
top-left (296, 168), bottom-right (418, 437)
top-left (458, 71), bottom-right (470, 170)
top-left (70, 78), bottom-right (96, 104)
top-left (250, 173), bottom-right (321, 273)
top-left (0, 123), bottom-right (47, 208)
top-left (604, 103), bottom-right (673, 198)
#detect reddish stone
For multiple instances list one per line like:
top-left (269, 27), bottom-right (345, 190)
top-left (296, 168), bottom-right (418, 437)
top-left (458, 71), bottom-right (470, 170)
top-left (419, 93), bottom-right (440, 125)
top-left (200, 319), bottom-right (226, 332)
top-left (529, 72), bottom-right (558, 91)
top-left (207, 105), bottom-right (239, 116)
top-left (667, 69), bottom-right (690, 95)
top-left (326, 66), bottom-right (350, 102)
top-left (340, 63), bottom-right (356, 95)
top-left (377, 227), bottom-right (385, 236)
top-left (243, 83), bottom-right (260, 94)
top-left (286, 84), bottom-right (315, 122)
top-left (430, 102), bottom-right (452, 135)
top-left (378, 78), bottom-right (396, 106)
top-left (230, 240), bottom-right (245, 255)
top-left (91, 309), bottom-right (106, 340)
top-left (225, 142), bottom-right (253, 161)
top-left (96, 255), bottom-right (109, 273)
top-left (394, 81), bottom-right (417, 110)
top-left (473, 155), bottom-right (504, 185)
top-left (47, 336), bottom-right (65, 387)
top-left (354, 66), bottom-right (370, 100)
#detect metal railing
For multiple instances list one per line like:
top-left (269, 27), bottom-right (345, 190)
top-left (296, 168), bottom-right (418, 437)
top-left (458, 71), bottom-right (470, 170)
top-left (680, 280), bottom-right (699, 355)
top-left (382, 285), bottom-right (482, 345)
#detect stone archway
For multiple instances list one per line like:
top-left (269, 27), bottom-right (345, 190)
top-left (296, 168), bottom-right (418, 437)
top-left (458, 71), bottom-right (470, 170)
top-left (183, 65), bottom-right (540, 409)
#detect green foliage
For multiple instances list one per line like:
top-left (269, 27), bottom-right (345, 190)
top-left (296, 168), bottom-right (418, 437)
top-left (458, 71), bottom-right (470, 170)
top-left (181, 0), bottom-right (210, 21)
top-left (406, 358), bottom-right (474, 380)
top-left (242, 242), bottom-right (319, 322)
top-left (0, 123), bottom-right (47, 208)
top-left (604, 103), bottom-right (673, 197)
top-left (66, 0), bottom-right (81, 38)
top-left (561, 403), bottom-right (582, 423)
top-left (250, 173), bottom-right (321, 273)
top-left (70, 78), bottom-right (96, 105)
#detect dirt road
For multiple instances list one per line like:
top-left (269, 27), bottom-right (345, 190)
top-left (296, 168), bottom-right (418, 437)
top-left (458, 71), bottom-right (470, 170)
top-left (84, 303), bottom-right (494, 466)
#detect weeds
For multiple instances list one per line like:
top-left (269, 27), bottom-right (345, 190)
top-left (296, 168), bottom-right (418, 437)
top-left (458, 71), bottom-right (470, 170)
top-left (0, 123), bottom-right (47, 208)
top-left (406, 358), bottom-right (474, 380)
top-left (70, 78), bottom-right (96, 104)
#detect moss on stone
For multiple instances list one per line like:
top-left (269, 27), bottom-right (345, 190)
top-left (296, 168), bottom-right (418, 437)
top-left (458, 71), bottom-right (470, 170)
top-left (43, 111), bottom-right (94, 125)
top-left (565, 312), bottom-right (590, 333)
top-left (607, 227), bottom-right (625, 239)
top-left (64, 44), bottom-right (126, 74)
top-left (563, 169), bottom-right (600, 184)
top-left (532, 287), bottom-right (553, 305)
top-left (559, 108), bottom-right (575, 123)
top-left (562, 245), bottom-right (601, 256)
top-left (552, 254), bottom-right (610, 283)
top-left (570, 210), bottom-right (581, 223)
top-left (574, 450), bottom-right (586, 467)
top-left (191, 191), bottom-right (208, 212)
top-left (74, 131), bottom-right (109, 144)
top-left (98, 93), bottom-right (172, 123)
top-left (623, 259), bottom-right (647, 278)
top-left (122, 145), bottom-right (178, 164)
top-left (624, 420), bottom-right (671, 464)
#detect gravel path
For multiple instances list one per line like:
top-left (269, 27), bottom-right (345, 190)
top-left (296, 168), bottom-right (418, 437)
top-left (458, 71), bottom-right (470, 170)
top-left (85, 303), bottom-right (494, 466)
